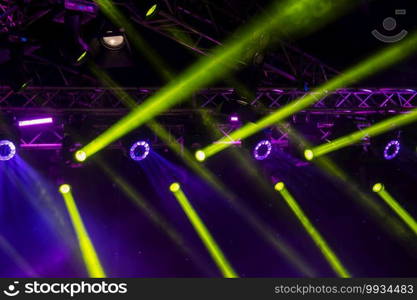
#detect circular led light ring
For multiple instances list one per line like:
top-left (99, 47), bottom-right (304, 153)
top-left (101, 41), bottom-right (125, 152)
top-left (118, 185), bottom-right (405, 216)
top-left (0, 140), bottom-right (16, 161)
top-left (383, 140), bottom-right (400, 160)
top-left (254, 140), bottom-right (272, 160)
top-left (130, 141), bottom-right (150, 161)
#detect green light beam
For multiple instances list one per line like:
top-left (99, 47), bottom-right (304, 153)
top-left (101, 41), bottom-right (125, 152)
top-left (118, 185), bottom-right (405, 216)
top-left (203, 30), bottom-right (417, 159)
top-left (59, 185), bottom-right (106, 278)
top-left (275, 182), bottom-right (351, 278)
top-left (307, 108), bottom-right (417, 159)
top-left (169, 183), bottom-right (238, 278)
top-left (373, 183), bottom-right (417, 236)
top-left (80, 0), bottom-right (353, 160)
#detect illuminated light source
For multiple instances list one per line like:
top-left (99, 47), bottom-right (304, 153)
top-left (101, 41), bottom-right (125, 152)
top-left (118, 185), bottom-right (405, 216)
top-left (18, 117), bottom-right (53, 127)
top-left (372, 183), bottom-right (384, 193)
top-left (0, 140), bottom-right (16, 161)
top-left (146, 4), bottom-right (158, 17)
top-left (253, 140), bottom-right (272, 160)
top-left (59, 184), bottom-right (106, 278)
top-left (275, 182), bottom-right (351, 278)
top-left (169, 183), bottom-right (238, 278)
top-left (372, 183), bottom-right (417, 235)
top-left (169, 182), bottom-right (181, 193)
top-left (75, 150), bottom-right (87, 162)
top-left (230, 115), bottom-right (239, 122)
top-left (274, 182), bottom-right (285, 191)
top-left (304, 149), bottom-right (314, 161)
top-left (195, 150), bottom-right (206, 162)
top-left (101, 33), bottom-right (125, 50)
top-left (76, 51), bottom-right (88, 63)
top-left (59, 184), bottom-right (71, 194)
top-left (383, 140), bottom-right (400, 160)
top-left (65, 0), bottom-right (98, 13)
top-left (129, 141), bottom-right (150, 161)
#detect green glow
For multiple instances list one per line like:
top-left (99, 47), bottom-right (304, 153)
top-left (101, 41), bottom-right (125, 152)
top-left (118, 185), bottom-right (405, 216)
top-left (59, 186), bottom-right (106, 278)
top-left (169, 182), bottom-right (181, 193)
top-left (374, 185), bottom-right (417, 236)
top-left (81, 0), bottom-right (352, 159)
top-left (372, 183), bottom-right (384, 193)
top-left (75, 150), bottom-right (87, 162)
top-left (59, 184), bottom-right (71, 194)
top-left (276, 184), bottom-right (350, 278)
top-left (309, 108), bottom-right (417, 158)
top-left (274, 182), bottom-right (285, 191)
top-left (195, 150), bottom-right (206, 162)
top-left (203, 30), bottom-right (417, 159)
top-left (146, 4), bottom-right (158, 17)
top-left (76, 51), bottom-right (87, 63)
top-left (170, 184), bottom-right (238, 278)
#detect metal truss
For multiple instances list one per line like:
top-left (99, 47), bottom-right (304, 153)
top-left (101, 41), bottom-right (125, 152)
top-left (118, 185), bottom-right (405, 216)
top-left (1, 87), bottom-right (416, 114)
top-left (132, 2), bottom-right (339, 85)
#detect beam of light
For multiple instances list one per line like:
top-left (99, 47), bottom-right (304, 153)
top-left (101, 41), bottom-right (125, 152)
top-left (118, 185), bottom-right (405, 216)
top-left (306, 111), bottom-right (417, 159)
top-left (18, 117), bottom-right (53, 127)
top-left (169, 182), bottom-right (238, 278)
top-left (0, 234), bottom-right (38, 277)
top-left (81, 0), bottom-right (354, 160)
top-left (94, 0), bottom-right (173, 81)
top-left (59, 185), bottom-right (106, 278)
top-left (373, 183), bottom-right (417, 236)
top-left (202, 29), bottom-right (417, 159)
top-left (87, 66), bottom-right (317, 276)
top-left (274, 182), bottom-right (351, 278)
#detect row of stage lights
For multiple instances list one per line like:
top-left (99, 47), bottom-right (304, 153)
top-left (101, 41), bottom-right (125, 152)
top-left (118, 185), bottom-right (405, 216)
top-left (0, 116), bottom-right (403, 163)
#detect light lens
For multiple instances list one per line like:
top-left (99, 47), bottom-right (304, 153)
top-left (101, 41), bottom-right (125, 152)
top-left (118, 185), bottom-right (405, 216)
top-left (130, 141), bottom-right (150, 161)
top-left (195, 150), bottom-right (206, 162)
top-left (75, 150), bottom-right (87, 162)
top-left (274, 182), bottom-right (285, 191)
top-left (59, 184), bottom-right (71, 194)
top-left (304, 149), bottom-right (314, 161)
top-left (102, 35), bottom-right (125, 50)
top-left (0, 140), bottom-right (16, 161)
top-left (372, 183), bottom-right (384, 193)
top-left (253, 140), bottom-right (272, 160)
top-left (170, 182), bottom-right (180, 193)
top-left (383, 140), bottom-right (400, 160)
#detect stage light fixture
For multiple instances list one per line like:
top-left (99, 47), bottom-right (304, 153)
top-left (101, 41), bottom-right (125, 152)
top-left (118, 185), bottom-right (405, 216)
top-left (253, 140), bottom-right (272, 160)
top-left (75, 150), bottom-right (87, 162)
top-left (274, 182), bottom-right (285, 191)
top-left (230, 115), bottom-right (239, 123)
top-left (101, 32), bottom-right (125, 50)
top-left (0, 140), bottom-right (16, 161)
top-left (129, 141), bottom-right (150, 161)
top-left (372, 183), bottom-right (384, 193)
top-left (59, 184), bottom-right (71, 194)
top-left (304, 149), bottom-right (314, 161)
top-left (383, 140), bottom-right (400, 160)
top-left (195, 150), bottom-right (206, 162)
top-left (18, 117), bottom-right (53, 127)
top-left (169, 182), bottom-right (180, 193)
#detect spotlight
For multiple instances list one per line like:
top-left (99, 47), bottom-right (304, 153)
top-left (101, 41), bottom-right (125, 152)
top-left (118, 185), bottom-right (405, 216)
top-left (253, 140), bottom-right (272, 160)
top-left (101, 32), bottom-right (125, 50)
top-left (0, 140), bottom-right (16, 161)
top-left (195, 150), bottom-right (206, 162)
top-left (130, 141), bottom-right (150, 161)
top-left (372, 183), bottom-right (384, 193)
top-left (383, 140), bottom-right (400, 160)
top-left (230, 115), bottom-right (239, 123)
top-left (274, 182), bottom-right (285, 191)
top-left (169, 182), bottom-right (181, 193)
top-left (59, 184), bottom-right (71, 194)
top-left (75, 150), bottom-right (87, 162)
top-left (304, 149), bottom-right (314, 161)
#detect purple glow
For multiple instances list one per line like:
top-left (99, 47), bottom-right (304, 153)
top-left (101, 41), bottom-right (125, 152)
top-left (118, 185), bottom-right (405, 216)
top-left (0, 140), bottom-right (16, 161)
top-left (18, 117), bottom-right (53, 127)
top-left (65, 0), bottom-right (97, 13)
top-left (253, 140), bottom-right (272, 160)
top-left (384, 140), bottom-right (400, 160)
top-left (20, 143), bottom-right (62, 150)
top-left (130, 141), bottom-right (150, 161)
top-left (230, 115), bottom-right (239, 122)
